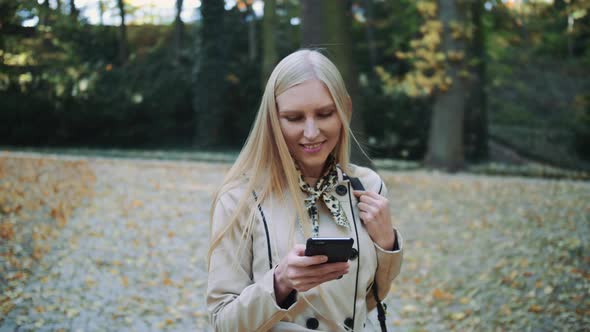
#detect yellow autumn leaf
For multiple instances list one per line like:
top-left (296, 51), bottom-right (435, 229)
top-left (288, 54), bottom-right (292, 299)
top-left (451, 312), bottom-right (466, 320)
top-left (432, 288), bottom-right (454, 301)
top-left (163, 278), bottom-right (174, 286)
top-left (0, 222), bottom-right (15, 240)
top-left (66, 308), bottom-right (79, 318)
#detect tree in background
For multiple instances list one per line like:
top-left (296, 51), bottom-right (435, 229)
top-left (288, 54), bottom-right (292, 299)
top-left (192, 0), bottom-right (227, 148)
top-left (69, 0), bottom-right (78, 19)
top-left (174, 0), bottom-right (185, 56)
top-left (116, 0), bottom-right (128, 64)
top-left (362, 0), bottom-right (378, 71)
top-left (425, 0), bottom-right (469, 171)
top-left (377, 0), bottom-right (475, 171)
top-left (464, 0), bottom-right (488, 161)
top-left (40, 0), bottom-right (51, 26)
top-left (301, 0), bottom-right (322, 47)
top-left (2, 0), bottom-right (586, 172)
top-left (98, 0), bottom-right (106, 26)
top-left (261, 0), bottom-right (277, 86)
top-left (245, 0), bottom-right (257, 63)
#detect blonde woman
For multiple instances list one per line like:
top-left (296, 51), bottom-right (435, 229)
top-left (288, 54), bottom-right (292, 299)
top-left (207, 49), bottom-right (403, 331)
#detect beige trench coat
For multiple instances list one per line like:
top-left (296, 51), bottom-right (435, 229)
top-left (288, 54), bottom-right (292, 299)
top-left (207, 164), bottom-right (403, 331)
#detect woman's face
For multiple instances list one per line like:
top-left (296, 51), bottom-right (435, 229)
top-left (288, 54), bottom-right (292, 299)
top-left (276, 79), bottom-right (343, 178)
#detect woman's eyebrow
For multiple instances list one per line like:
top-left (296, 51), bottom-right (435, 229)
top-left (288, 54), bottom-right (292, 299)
top-left (279, 104), bottom-right (336, 113)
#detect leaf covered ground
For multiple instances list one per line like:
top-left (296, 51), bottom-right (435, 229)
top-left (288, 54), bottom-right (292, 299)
top-left (0, 151), bottom-right (588, 331)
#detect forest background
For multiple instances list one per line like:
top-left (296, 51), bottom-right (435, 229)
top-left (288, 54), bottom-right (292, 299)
top-left (1, 0), bottom-right (590, 173)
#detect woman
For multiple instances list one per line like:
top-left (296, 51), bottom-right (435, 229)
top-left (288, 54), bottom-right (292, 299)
top-left (207, 49), bottom-right (403, 331)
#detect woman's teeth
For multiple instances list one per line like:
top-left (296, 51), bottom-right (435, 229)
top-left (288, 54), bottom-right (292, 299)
top-left (303, 143), bottom-right (321, 149)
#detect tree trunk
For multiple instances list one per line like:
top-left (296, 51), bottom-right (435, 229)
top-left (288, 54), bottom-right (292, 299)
top-left (98, 0), bottom-right (105, 26)
top-left (321, 0), bottom-right (373, 168)
top-left (362, 0), bottom-right (378, 71)
top-left (572, 0), bottom-right (590, 56)
top-left (117, 0), bottom-right (128, 65)
top-left (464, 0), bottom-right (488, 161)
top-left (192, 0), bottom-right (226, 148)
top-left (174, 0), bottom-right (185, 56)
top-left (69, 0), bottom-right (78, 19)
top-left (300, 0), bottom-right (323, 47)
top-left (247, 3), bottom-right (257, 63)
top-left (425, 0), bottom-right (467, 171)
top-left (41, 0), bottom-right (50, 26)
top-left (261, 0), bottom-right (277, 85)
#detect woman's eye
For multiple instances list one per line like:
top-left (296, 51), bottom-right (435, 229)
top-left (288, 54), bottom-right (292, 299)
top-left (285, 116), bottom-right (303, 122)
top-left (318, 111), bottom-right (334, 118)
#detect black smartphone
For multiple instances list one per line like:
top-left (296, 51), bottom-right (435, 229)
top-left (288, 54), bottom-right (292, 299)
top-left (305, 237), bottom-right (354, 263)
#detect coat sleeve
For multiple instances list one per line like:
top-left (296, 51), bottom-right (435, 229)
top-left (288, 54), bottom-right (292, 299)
top-left (207, 194), bottom-right (295, 332)
top-left (365, 181), bottom-right (404, 311)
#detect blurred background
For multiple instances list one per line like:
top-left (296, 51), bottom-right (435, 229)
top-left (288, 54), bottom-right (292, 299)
top-left (1, 0), bottom-right (590, 173)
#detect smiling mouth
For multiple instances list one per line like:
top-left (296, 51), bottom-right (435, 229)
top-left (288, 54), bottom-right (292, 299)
top-left (301, 142), bottom-right (323, 149)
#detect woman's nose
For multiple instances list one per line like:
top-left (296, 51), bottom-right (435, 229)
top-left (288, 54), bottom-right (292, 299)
top-left (303, 119), bottom-right (319, 139)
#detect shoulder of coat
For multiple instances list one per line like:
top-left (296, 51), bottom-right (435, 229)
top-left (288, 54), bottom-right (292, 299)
top-left (347, 163), bottom-right (383, 192)
top-left (216, 180), bottom-right (250, 208)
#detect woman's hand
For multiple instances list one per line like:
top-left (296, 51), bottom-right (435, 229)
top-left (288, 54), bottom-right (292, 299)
top-left (274, 244), bottom-right (349, 304)
top-left (353, 190), bottom-right (396, 250)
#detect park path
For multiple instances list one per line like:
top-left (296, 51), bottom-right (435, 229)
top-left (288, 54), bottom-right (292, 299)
top-left (1, 152), bottom-right (589, 331)
top-left (1, 155), bottom-right (228, 331)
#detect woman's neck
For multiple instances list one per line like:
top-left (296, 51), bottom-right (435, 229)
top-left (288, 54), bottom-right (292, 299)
top-left (304, 176), bottom-right (319, 187)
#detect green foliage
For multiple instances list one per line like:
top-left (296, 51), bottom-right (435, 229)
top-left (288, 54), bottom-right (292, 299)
top-left (0, 3), bottom-right (266, 150)
top-left (51, 21), bottom-right (119, 64)
top-left (0, 48), bottom-right (195, 147)
top-left (359, 79), bottom-right (431, 160)
top-left (489, 125), bottom-right (590, 172)
top-left (349, 0), bottom-right (432, 160)
top-left (1, 0), bottom-right (588, 172)
top-left (484, 1), bottom-right (590, 171)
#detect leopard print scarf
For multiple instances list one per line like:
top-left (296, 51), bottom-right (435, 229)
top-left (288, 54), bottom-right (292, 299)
top-left (297, 156), bottom-right (350, 237)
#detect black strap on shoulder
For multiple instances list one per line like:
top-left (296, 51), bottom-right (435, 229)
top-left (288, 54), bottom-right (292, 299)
top-left (252, 191), bottom-right (273, 270)
top-left (349, 176), bottom-right (364, 192)
top-left (348, 176), bottom-right (388, 332)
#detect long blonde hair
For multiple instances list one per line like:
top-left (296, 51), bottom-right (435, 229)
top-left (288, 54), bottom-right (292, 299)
top-left (208, 49), bottom-right (354, 264)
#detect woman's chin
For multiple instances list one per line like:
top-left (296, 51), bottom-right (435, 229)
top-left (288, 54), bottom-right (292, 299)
top-left (296, 157), bottom-right (330, 176)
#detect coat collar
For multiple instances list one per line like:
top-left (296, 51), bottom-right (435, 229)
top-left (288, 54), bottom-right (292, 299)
top-left (335, 164), bottom-right (350, 184)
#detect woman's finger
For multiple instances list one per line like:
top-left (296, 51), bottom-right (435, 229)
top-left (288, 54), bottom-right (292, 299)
top-left (359, 211), bottom-right (375, 222)
top-left (291, 261), bottom-right (349, 278)
top-left (358, 193), bottom-right (387, 207)
top-left (357, 202), bottom-right (378, 215)
top-left (353, 190), bottom-right (383, 199)
top-left (295, 268), bottom-right (349, 285)
top-left (290, 244), bottom-right (328, 267)
top-left (290, 254), bottom-right (328, 267)
top-left (293, 269), bottom-right (350, 291)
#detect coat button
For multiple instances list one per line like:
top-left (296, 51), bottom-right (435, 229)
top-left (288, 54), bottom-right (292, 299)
top-left (335, 184), bottom-right (347, 196)
top-left (306, 317), bottom-right (319, 330)
top-left (344, 317), bottom-right (354, 329)
top-left (349, 248), bottom-right (358, 260)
